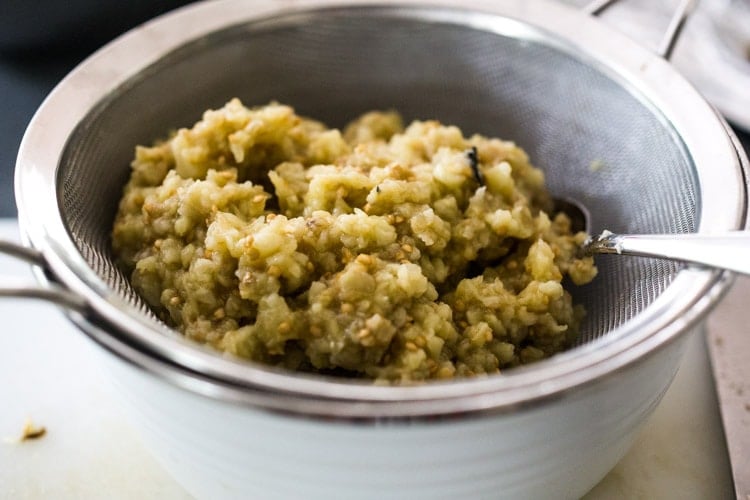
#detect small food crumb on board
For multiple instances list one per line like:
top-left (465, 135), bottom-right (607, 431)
top-left (19, 418), bottom-right (46, 442)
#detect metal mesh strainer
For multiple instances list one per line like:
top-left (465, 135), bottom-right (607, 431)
top-left (60, 7), bottom-right (694, 341)
top-left (7, 0), bottom-right (749, 415)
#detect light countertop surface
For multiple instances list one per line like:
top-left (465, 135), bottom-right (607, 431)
top-left (0, 219), bottom-right (736, 499)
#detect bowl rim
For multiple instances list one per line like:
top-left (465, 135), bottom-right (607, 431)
top-left (14, 0), bottom-right (749, 419)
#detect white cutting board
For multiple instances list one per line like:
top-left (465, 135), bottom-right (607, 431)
top-left (0, 219), bottom-right (734, 499)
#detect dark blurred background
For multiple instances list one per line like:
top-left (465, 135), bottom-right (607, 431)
top-left (0, 1), bottom-right (747, 217)
top-left (0, 0), bottom-right (194, 217)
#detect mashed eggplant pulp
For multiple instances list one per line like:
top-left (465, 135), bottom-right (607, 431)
top-left (112, 100), bottom-right (597, 383)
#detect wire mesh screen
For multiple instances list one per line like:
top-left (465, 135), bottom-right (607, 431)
top-left (58, 7), bottom-right (697, 345)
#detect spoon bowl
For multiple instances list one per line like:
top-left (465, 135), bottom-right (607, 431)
top-left (554, 196), bottom-right (750, 275)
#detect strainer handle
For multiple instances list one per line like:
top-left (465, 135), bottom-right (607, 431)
top-left (0, 238), bottom-right (88, 312)
top-left (586, 231), bottom-right (750, 275)
top-left (583, 0), bottom-right (695, 59)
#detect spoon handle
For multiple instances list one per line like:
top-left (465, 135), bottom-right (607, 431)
top-left (586, 231), bottom-right (750, 275)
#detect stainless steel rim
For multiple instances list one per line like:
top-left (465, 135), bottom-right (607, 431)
top-left (14, 0), bottom-right (749, 418)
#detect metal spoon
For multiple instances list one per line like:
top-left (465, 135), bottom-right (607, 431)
top-left (554, 197), bottom-right (750, 275)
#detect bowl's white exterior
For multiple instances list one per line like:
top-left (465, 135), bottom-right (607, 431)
top-left (101, 326), bottom-right (692, 500)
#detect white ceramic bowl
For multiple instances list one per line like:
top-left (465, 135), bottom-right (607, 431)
top-left (102, 327), bottom-right (688, 499)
